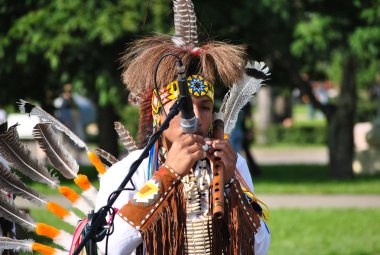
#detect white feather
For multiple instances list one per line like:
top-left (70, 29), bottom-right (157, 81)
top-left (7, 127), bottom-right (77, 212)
top-left (221, 61), bottom-right (270, 134)
top-left (18, 99), bottom-right (88, 150)
top-left (0, 237), bottom-right (33, 253)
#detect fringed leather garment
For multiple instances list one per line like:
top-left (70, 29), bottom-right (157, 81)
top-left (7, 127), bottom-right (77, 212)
top-left (118, 159), bottom-right (261, 255)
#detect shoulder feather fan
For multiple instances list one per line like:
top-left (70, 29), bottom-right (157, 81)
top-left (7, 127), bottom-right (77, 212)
top-left (0, 122), bottom-right (59, 188)
top-left (0, 237), bottom-right (66, 255)
top-left (0, 161), bottom-right (46, 206)
top-left (33, 123), bottom-right (79, 179)
top-left (18, 99), bottom-right (88, 150)
top-left (0, 237), bottom-right (34, 253)
top-left (221, 61), bottom-right (270, 135)
top-left (0, 191), bottom-right (35, 232)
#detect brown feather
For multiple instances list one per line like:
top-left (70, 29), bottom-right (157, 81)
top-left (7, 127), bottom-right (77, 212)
top-left (114, 122), bottom-right (138, 154)
top-left (95, 148), bottom-right (118, 165)
top-left (0, 123), bottom-right (59, 187)
top-left (137, 89), bottom-right (154, 148)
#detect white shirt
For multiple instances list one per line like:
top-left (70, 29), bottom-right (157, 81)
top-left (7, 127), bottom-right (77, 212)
top-left (96, 150), bottom-right (270, 255)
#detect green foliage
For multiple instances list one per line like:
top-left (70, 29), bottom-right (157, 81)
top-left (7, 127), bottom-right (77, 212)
top-left (323, 50), bottom-right (343, 84)
top-left (356, 100), bottom-right (378, 122)
top-left (120, 104), bottom-right (140, 142)
top-left (291, 14), bottom-right (338, 58)
top-left (0, 0), bottom-right (172, 106)
top-left (266, 124), bottom-right (326, 145)
top-left (291, 1), bottom-right (380, 87)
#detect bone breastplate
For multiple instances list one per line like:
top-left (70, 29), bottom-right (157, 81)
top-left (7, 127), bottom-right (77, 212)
top-left (182, 159), bottom-right (212, 255)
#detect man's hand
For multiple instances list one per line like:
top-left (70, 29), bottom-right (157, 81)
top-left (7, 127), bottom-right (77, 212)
top-left (206, 139), bottom-right (237, 184)
top-left (165, 134), bottom-right (206, 177)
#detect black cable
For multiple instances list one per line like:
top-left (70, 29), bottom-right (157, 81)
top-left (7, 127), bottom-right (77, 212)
top-left (100, 52), bottom-right (183, 255)
top-left (153, 52), bottom-right (182, 117)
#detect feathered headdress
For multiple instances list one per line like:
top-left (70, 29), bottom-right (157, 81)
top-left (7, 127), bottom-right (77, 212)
top-left (121, 0), bottom-right (248, 147)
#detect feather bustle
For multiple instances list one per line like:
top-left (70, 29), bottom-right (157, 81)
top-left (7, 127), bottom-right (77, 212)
top-left (33, 123), bottom-right (79, 179)
top-left (0, 161), bottom-right (46, 206)
top-left (18, 99), bottom-right (88, 150)
top-left (0, 191), bottom-right (36, 231)
top-left (0, 237), bottom-right (33, 253)
top-left (0, 123), bottom-right (59, 187)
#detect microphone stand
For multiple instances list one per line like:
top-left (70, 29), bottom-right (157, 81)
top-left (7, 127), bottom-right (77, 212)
top-left (73, 97), bottom-right (184, 255)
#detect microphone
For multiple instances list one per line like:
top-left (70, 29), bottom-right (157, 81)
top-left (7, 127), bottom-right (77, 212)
top-left (177, 59), bottom-right (197, 134)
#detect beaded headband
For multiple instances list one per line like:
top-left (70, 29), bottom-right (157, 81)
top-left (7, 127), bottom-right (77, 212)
top-left (152, 75), bottom-right (214, 126)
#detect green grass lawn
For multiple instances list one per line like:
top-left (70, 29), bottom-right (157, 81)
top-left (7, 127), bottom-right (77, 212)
top-left (25, 208), bottom-right (380, 255)
top-left (26, 164), bottom-right (380, 195)
top-left (254, 165), bottom-right (380, 194)
top-left (269, 208), bottom-right (380, 255)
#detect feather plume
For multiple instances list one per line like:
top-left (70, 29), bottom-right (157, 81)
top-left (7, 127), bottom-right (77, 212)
top-left (0, 238), bottom-right (66, 255)
top-left (0, 191), bottom-right (36, 232)
top-left (221, 61), bottom-right (270, 134)
top-left (33, 123), bottom-right (79, 179)
top-left (18, 99), bottom-right (88, 150)
top-left (87, 151), bottom-right (107, 175)
top-left (0, 237), bottom-right (34, 253)
top-left (0, 122), bottom-right (59, 188)
top-left (114, 121), bottom-right (138, 154)
top-left (95, 148), bottom-right (118, 165)
top-left (32, 242), bottom-right (66, 255)
top-left (35, 223), bottom-right (73, 251)
top-left (173, 0), bottom-right (198, 47)
top-left (0, 161), bottom-right (46, 206)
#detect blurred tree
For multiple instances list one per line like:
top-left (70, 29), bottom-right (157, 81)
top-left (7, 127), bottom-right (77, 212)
top-left (195, 0), bottom-right (380, 179)
top-left (0, 0), bottom-right (172, 156)
top-left (290, 0), bottom-right (380, 178)
top-left (1, 0), bottom-right (379, 179)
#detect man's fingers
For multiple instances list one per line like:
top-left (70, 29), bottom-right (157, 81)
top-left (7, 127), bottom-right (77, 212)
top-left (181, 134), bottom-right (205, 146)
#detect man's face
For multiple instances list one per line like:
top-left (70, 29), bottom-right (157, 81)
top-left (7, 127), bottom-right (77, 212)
top-left (160, 95), bottom-right (213, 148)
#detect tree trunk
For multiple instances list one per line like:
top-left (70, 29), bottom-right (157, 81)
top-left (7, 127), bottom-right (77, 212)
top-left (327, 57), bottom-right (356, 179)
top-left (97, 104), bottom-right (119, 158)
top-left (256, 86), bottom-right (272, 144)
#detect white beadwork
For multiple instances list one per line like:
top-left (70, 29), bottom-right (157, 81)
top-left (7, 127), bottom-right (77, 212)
top-left (183, 159), bottom-right (212, 255)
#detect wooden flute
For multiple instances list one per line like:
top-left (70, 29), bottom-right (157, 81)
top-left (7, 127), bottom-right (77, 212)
top-left (211, 113), bottom-right (225, 219)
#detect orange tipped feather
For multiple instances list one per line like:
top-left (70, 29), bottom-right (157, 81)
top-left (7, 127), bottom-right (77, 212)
top-left (35, 223), bottom-right (59, 239)
top-left (58, 186), bottom-right (80, 202)
top-left (74, 174), bottom-right (91, 190)
top-left (32, 243), bottom-right (56, 255)
top-left (87, 150), bottom-right (106, 174)
top-left (46, 202), bottom-right (69, 218)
